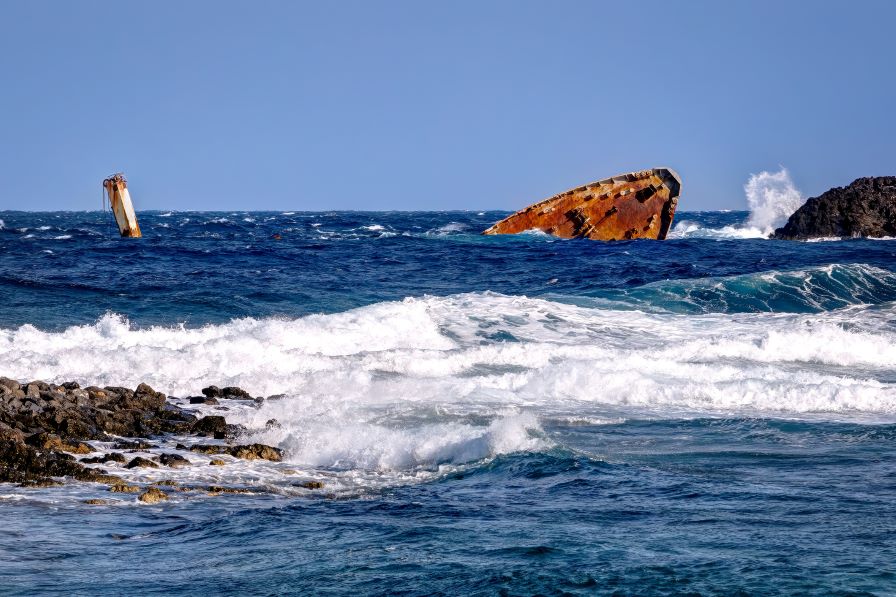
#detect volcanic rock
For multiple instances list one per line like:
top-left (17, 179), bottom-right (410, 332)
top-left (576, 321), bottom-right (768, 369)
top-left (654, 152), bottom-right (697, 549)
top-left (221, 387), bottom-right (252, 399)
top-left (190, 443), bottom-right (283, 461)
top-left (26, 432), bottom-right (92, 454)
top-left (772, 176), bottom-right (896, 240)
top-left (189, 396), bottom-right (218, 405)
top-left (159, 453), bottom-right (191, 468)
top-left (109, 482), bottom-right (140, 493)
top-left (201, 385), bottom-right (223, 398)
top-left (81, 452), bottom-right (127, 465)
top-left (138, 487), bottom-right (169, 503)
top-left (192, 415), bottom-right (227, 438)
top-left (125, 456), bottom-right (159, 469)
top-left (229, 444), bottom-right (282, 461)
top-left (0, 435), bottom-right (92, 484)
top-left (84, 498), bottom-right (110, 505)
top-left (112, 440), bottom-right (157, 450)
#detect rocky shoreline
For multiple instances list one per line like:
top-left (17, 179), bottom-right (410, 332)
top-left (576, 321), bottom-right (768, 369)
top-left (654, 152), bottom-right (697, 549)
top-left (772, 176), bottom-right (896, 240)
top-left (0, 378), bottom-right (301, 503)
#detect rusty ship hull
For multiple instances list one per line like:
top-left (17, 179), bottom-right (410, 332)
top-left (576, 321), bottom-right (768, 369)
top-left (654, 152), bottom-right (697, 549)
top-left (483, 167), bottom-right (681, 241)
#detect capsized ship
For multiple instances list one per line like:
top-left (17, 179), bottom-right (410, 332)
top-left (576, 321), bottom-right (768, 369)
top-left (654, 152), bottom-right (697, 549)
top-left (102, 173), bottom-right (142, 238)
top-left (483, 167), bottom-right (681, 241)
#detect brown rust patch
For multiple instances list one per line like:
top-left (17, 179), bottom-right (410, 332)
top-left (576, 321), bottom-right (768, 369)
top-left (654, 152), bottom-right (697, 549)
top-left (483, 168), bottom-right (681, 241)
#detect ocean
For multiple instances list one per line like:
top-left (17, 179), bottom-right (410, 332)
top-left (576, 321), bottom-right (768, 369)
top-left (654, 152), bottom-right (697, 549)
top-left (0, 207), bottom-right (895, 595)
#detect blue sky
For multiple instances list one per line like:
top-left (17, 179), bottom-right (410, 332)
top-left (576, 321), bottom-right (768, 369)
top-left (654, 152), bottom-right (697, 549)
top-left (1, 1), bottom-right (894, 211)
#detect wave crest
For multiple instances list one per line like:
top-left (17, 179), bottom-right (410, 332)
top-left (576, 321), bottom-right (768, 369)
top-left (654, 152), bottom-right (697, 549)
top-left (1, 285), bottom-right (894, 424)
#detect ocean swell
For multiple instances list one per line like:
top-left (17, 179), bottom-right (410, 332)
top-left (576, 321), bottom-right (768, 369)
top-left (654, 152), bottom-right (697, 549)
top-left (591, 264), bottom-right (896, 314)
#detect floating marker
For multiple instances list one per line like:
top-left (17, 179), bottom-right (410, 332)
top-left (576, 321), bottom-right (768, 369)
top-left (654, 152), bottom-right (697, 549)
top-left (102, 173), bottom-right (142, 238)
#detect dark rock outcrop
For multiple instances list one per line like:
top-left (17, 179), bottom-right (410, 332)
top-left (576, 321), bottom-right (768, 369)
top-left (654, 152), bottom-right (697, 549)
top-left (138, 487), bottom-right (169, 503)
top-left (202, 385), bottom-right (253, 400)
top-left (125, 456), bottom-right (159, 469)
top-left (159, 453), bottom-right (191, 468)
top-left (192, 415), bottom-right (227, 438)
top-left (190, 443), bottom-right (283, 461)
top-left (772, 176), bottom-right (896, 240)
top-left (189, 396), bottom-right (218, 405)
top-left (1, 378), bottom-right (283, 493)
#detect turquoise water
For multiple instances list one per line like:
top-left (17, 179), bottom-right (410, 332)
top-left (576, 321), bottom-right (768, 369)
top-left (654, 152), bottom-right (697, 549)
top-left (0, 210), bottom-right (894, 595)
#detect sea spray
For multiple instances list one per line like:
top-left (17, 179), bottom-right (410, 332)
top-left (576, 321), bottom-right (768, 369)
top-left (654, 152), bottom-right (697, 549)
top-left (669, 167), bottom-right (803, 238)
top-left (745, 167), bottom-right (804, 234)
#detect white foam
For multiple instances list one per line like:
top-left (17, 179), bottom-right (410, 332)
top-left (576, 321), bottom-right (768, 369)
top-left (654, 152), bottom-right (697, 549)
top-left (0, 219), bottom-right (4, 230)
top-left (2, 292), bottom-right (895, 487)
top-left (668, 220), bottom-right (766, 239)
top-left (669, 167), bottom-right (804, 239)
top-left (429, 222), bottom-right (467, 235)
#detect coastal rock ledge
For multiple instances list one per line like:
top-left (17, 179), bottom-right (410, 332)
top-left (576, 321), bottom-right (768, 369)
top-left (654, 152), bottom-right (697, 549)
top-left (0, 377), bottom-right (282, 494)
top-left (772, 176), bottom-right (896, 240)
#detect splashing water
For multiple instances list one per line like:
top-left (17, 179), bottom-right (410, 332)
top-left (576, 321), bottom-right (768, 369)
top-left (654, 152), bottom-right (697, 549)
top-left (670, 167), bottom-right (804, 239)
top-left (745, 168), bottom-right (804, 234)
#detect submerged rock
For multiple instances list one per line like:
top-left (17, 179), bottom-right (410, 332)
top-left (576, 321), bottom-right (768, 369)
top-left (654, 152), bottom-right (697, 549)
top-left (109, 482), bottom-right (140, 493)
top-left (229, 444), bottom-right (282, 461)
top-left (192, 415), bottom-right (227, 438)
top-left (772, 176), bottom-right (896, 239)
top-left (138, 487), bottom-right (169, 504)
top-left (112, 440), bottom-right (157, 450)
top-left (202, 385), bottom-right (252, 400)
top-left (81, 452), bottom-right (127, 465)
top-left (206, 485), bottom-right (253, 495)
top-left (19, 478), bottom-right (64, 488)
top-left (159, 453), bottom-right (191, 468)
top-left (125, 456), bottom-right (159, 469)
top-left (189, 396), bottom-right (218, 405)
top-left (190, 443), bottom-right (282, 461)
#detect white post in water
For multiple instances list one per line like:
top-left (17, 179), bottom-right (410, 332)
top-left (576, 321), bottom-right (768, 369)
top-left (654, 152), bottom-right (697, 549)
top-left (103, 173), bottom-right (142, 237)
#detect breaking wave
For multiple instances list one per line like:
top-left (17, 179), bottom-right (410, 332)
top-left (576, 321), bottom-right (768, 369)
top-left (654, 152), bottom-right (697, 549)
top-left (1, 283), bottom-right (894, 434)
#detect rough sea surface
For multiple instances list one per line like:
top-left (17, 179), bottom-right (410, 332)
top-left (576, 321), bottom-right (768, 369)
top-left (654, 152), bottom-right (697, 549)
top-left (1, 209), bottom-right (895, 595)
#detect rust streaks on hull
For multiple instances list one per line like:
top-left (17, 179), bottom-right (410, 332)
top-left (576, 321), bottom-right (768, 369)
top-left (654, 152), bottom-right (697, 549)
top-left (483, 168), bottom-right (681, 241)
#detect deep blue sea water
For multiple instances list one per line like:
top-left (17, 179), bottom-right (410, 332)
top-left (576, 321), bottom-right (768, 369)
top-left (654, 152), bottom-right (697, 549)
top-left (1, 209), bottom-right (895, 595)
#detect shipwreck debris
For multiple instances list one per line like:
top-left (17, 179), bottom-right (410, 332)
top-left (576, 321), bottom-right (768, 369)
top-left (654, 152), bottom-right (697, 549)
top-left (483, 167), bottom-right (682, 241)
top-left (102, 173), bottom-right (142, 238)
